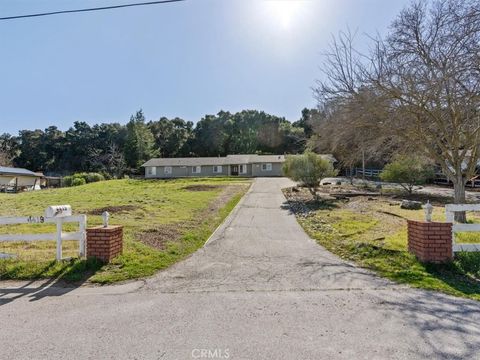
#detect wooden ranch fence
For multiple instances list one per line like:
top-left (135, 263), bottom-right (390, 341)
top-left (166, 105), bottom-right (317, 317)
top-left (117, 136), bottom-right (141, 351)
top-left (0, 206), bottom-right (86, 260)
top-left (445, 204), bottom-right (480, 252)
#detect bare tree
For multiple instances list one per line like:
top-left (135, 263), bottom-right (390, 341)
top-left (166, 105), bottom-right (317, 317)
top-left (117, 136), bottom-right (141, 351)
top-left (316, 0), bottom-right (480, 221)
top-left (310, 89), bottom-right (402, 182)
top-left (89, 143), bottom-right (126, 178)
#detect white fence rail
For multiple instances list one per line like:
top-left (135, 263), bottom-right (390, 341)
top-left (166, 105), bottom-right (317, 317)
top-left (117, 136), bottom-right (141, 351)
top-left (445, 204), bottom-right (480, 253)
top-left (0, 207), bottom-right (86, 260)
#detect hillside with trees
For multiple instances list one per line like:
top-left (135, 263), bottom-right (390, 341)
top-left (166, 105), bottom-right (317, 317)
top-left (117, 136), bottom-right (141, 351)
top-left (0, 109), bottom-right (308, 176)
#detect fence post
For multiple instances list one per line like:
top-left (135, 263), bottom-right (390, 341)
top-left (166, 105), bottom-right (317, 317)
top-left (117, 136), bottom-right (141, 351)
top-left (79, 215), bottom-right (87, 257)
top-left (56, 218), bottom-right (63, 260)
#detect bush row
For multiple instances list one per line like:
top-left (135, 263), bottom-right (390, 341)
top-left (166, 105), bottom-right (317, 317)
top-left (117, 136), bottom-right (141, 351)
top-left (63, 172), bottom-right (105, 187)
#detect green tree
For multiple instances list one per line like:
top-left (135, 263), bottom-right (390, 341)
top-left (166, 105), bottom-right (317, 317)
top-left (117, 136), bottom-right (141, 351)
top-left (15, 129), bottom-right (47, 171)
top-left (64, 122), bottom-right (96, 172)
top-left (380, 155), bottom-right (434, 194)
top-left (293, 108), bottom-right (317, 138)
top-left (124, 110), bottom-right (157, 170)
top-left (148, 117), bottom-right (194, 157)
top-left (283, 152), bottom-right (337, 200)
top-left (192, 113), bottom-right (229, 156)
top-left (0, 133), bottom-right (18, 166)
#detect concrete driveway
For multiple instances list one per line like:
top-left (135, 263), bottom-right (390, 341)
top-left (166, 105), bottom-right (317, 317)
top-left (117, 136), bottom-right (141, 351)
top-left (1, 178), bottom-right (480, 359)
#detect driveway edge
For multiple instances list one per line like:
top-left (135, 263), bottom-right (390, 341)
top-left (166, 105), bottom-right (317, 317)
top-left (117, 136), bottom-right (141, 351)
top-left (203, 180), bottom-right (254, 247)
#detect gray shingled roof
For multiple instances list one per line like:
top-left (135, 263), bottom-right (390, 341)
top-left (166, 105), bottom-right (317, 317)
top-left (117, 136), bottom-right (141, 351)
top-left (0, 166), bottom-right (40, 177)
top-left (142, 157), bottom-right (227, 167)
top-left (142, 154), bottom-right (286, 167)
top-left (142, 154), bottom-right (337, 168)
top-left (250, 155), bottom-right (285, 163)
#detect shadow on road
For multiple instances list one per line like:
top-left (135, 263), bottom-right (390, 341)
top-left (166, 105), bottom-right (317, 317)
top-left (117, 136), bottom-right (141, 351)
top-left (0, 259), bottom-right (103, 306)
top-left (376, 291), bottom-right (480, 360)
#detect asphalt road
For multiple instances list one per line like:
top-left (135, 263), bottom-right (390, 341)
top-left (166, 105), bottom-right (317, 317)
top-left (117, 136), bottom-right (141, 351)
top-left (1, 178), bottom-right (480, 360)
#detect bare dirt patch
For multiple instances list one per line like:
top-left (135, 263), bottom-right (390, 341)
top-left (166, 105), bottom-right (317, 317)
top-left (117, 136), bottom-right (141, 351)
top-left (183, 184), bottom-right (221, 191)
top-left (140, 225), bottom-right (182, 250)
top-left (87, 205), bottom-right (138, 215)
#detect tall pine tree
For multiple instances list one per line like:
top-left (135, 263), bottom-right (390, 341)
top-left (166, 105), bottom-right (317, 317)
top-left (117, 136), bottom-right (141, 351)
top-left (124, 110), bottom-right (157, 170)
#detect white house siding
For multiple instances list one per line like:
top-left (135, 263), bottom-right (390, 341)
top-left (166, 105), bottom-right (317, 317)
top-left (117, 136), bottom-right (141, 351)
top-left (146, 165), bottom-right (229, 179)
top-left (142, 155), bottom-right (292, 179)
top-left (0, 175), bottom-right (15, 186)
top-left (0, 175), bottom-right (40, 187)
top-left (145, 163), bottom-right (287, 178)
top-left (251, 162), bottom-right (284, 177)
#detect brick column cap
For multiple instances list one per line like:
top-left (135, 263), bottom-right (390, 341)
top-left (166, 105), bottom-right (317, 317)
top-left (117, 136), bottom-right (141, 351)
top-left (407, 220), bottom-right (452, 226)
top-left (87, 225), bottom-right (124, 232)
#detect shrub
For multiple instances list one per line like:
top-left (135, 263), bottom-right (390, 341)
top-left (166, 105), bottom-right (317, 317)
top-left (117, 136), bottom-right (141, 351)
top-left (84, 172), bottom-right (105, 183)
top-left (62, 176), bottom-right (72, 187)
top-left (63, 172), bottom-right (105, 187)
top-left (71, 177), bottom-right (86, 187)
top-left (380, 155), bottom-right (434, 194)
top-left (283, 152), bottom-right (337, 199)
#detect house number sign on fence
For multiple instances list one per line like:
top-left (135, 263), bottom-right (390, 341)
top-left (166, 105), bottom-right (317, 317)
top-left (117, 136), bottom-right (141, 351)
top-left (0, 205), bottom-right (86, 260)
top-left (26, 216), bottom-right (45, 224)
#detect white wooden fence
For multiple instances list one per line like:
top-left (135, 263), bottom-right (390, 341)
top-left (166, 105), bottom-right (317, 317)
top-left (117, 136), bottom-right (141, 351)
top-left (0, 206), bottom-right (86, 260)
top-left (445, 204), bottom-right (480, 252)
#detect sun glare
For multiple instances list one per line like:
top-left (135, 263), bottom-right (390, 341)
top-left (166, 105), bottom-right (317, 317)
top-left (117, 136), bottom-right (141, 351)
top-left (263, 0), bottom-right (303, 30)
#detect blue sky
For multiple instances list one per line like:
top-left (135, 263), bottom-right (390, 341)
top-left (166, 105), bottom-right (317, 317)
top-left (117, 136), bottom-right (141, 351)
top-left (0, 0), bottom-right (410, 134)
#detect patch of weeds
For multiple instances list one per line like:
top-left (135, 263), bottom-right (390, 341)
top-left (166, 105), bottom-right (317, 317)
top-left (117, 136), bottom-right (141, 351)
top-left (454, 252), bottom-right (480, 278)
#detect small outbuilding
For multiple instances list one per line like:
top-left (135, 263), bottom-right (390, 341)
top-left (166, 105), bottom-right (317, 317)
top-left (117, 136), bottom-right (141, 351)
top-left (0, 167), bottom-right (44, 193)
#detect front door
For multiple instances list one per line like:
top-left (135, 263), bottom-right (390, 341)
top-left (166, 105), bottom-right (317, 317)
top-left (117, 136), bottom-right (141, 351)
top-left (231, 165), bottom-right (239, 176)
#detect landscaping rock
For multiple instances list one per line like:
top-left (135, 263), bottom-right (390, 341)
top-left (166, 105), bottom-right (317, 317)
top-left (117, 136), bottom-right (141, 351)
top-left (400, 200), bottom-right (422, 210)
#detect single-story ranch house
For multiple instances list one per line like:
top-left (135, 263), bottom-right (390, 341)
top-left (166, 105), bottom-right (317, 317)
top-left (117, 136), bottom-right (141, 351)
top-left (142, 154), bottom-right (285, 178)
top-left (142, 154), bottom-right (336, 178)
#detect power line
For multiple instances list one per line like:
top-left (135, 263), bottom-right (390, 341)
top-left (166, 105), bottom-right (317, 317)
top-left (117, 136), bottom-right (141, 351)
top-left (0, 0), bottom-right (186, 21)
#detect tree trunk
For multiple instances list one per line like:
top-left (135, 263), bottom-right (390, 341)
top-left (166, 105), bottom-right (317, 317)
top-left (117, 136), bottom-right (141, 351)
top-left (452, 175), bottom-right (467, 223)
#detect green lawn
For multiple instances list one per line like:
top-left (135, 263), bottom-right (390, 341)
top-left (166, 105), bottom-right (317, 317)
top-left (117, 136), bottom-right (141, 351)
top-left (286, 189), bottom-right (480, 301)
top-left (0, 178), bottom-right (250, 284)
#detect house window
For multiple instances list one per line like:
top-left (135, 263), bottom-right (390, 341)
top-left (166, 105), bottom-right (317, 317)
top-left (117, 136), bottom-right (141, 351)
top-left (192, 166), bottom-right (201, 174)
top-left (261, 163), bottom-right (272, 171)
top-left (239, 164), bottom-right (247, 174)
top-left (164, 166), bottom-right (172, 175)
top-left (147, 167), bottom-right (156, 176)
top-left (213, 165), bottom-right (222, 174)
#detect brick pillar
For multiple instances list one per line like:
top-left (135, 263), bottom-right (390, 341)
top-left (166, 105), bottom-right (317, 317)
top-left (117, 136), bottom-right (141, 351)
top-left (86, 226), bottom-right (123, 262)
top-left (407, 220), bottom-right (453, 263)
